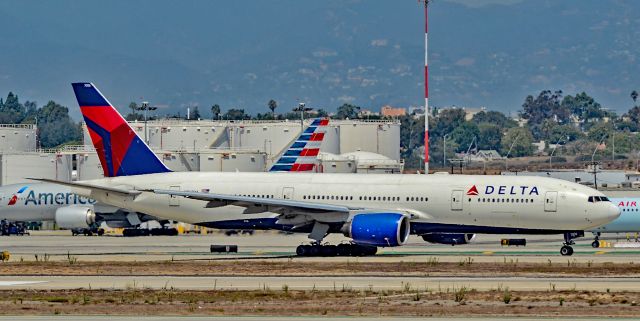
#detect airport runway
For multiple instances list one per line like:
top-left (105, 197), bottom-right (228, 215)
top-left (1, 231), bottom-right (640, 263)
top-left (0, 275), bottom-right (637, 292)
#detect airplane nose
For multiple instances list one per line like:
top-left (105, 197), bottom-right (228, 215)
top-left (608, 204), bottom-right (621, 220)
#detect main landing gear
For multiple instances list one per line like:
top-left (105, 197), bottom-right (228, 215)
top-left (295, 243), bottom-right (377, 257)
top-left (560, 231), bottom-right (584, 256)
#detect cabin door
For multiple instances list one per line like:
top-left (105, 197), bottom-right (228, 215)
top-left (451, 190), bottom-right (463, 211)
top-left (282, 187), bottom-right (295, 200)
top-left (169, 185), bottom-right (181, 206)
top-left (544, 191), bottom-right (557, 212)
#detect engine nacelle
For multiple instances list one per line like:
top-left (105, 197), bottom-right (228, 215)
top-left (421, 233), bottom-right (475, 245)
top-left (55, 206), bottom-right (96, 229)
top-left (346, 213), bottom-right (410, 247)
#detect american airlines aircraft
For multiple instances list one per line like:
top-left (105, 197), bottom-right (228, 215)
top-left (34, 83), bottom-right (620, 256)
top-left (0, 183), bottom-right (160, 233)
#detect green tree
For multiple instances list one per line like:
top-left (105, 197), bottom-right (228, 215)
top-left (125, 102), bottom-right (143, 121)
top-left (268, 99), bottom-right (277, 117)
top-left (501, 127), bottom-right (534, 157)
top-left (0, 92), bottom-right (25, 123)
top-left (189, 106), bottom-right (201, 120)
top-left (521, 90), bottom-right (569, 139)
top-left (37, 101), bottom-right (82, 148)
top-left (223, 108), bottom-right (246, 120)
top-left (336, 103), bottom-right (360, 119)
top-left (477, 123), bottom-right (502, 150)
top-left (450, 122), bottom-right (479, 153)
top-left (316, 109), bottom-right (329, 118)
top-left (211, 104), bottom-right (221, 120)
top-left (472, 111), bottom-right (517, 128)
top-left (561, 92), bottom-right (611, 130)
top-left (586, 121), bottom-right (614, 142)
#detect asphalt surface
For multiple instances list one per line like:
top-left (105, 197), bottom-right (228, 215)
top-left (1, 230), bottom-right (640, 263)
top-left (0, 275), bottom-right (638, 292)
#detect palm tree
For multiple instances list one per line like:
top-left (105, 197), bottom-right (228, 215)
top-left (268, 99), bottom-right (277, 118)
top-left (211, 104), bottom-right (221, 120)
top-left (631, 90), bottom-right (639, 105)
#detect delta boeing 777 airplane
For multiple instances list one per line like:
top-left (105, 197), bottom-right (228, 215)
top-left (33, 83), bottom-right (620, 256)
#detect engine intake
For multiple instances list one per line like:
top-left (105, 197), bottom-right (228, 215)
top-left (347, 213), bottom-right (410, 247)
top-left (421, 233), bottom-right (475, 245)
top-left (55, 206), bottom-right (96, 229)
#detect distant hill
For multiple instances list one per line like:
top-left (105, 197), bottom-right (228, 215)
top-left (0, 0), bottom-right (638, 119)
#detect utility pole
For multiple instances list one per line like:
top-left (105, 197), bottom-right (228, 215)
top-left (443, 134), bottom-right (449, 167)
top-left (504, 134), bottom-right (519, 172)
top-left (422, 0), bottom-right (431, 174)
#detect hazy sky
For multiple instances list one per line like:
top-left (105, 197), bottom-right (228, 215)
top-left (1, 0), bottom-right (638, 119)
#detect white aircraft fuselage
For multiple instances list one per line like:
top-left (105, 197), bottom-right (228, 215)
top-left (72, 171), bottom-right (619, 235)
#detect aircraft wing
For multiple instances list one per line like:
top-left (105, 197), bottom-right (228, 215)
top-left (147, 189), bottom-right (363, 214)
top-left (27, 178), bottom-right (141, 197)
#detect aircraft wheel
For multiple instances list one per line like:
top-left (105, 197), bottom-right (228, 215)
top-left (320, 245), bottom-right (337, 257)
top-left (308, 245), bottom-right (320, 257)
top-left (336, 244), bottom-right (351, 256)
top-left (591, 240), bottom-right (600, 248)
top-left (296, 245), bottom-right (307, 256)
top-left (560, 245), bottom-right (574, 256)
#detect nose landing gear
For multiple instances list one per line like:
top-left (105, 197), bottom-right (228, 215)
top-left (560, 231), bottom-right (584, 256)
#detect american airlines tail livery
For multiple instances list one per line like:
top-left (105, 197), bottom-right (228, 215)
top-left (33, 83), bottom-right (620, 256)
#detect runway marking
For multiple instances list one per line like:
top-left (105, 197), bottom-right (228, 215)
top-left (482, 251), bottom-right (494, 255)
top-left (595, 251), bottom-right (607, 255)
top-left (0, 281), bottom-right (47, 286)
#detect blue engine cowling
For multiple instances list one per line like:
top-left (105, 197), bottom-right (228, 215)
top-left (348, 213), bottom-right (410, 247)
top-left (421, 233), bottom-right (475, 245)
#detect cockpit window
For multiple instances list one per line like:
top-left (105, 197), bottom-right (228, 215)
top-left (588, 196), bottom-right (610, 203)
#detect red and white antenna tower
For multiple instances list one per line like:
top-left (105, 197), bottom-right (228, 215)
top-left (422, 0), bottom-right (431, 173)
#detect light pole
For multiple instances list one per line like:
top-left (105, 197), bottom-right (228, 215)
top-left (136, 101), bottom-right (157, 144)
top-left (504, 133), bottom-right (519, 172)
top-left (443, 134), bottom-right (449, 167)
top-left (548, 136), bottom-right (566, 170)
top-left (292, 102), bottom-right (313, 131)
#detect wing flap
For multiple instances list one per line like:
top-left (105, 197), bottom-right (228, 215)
top-left (27, 178), bottom-right (141, 197)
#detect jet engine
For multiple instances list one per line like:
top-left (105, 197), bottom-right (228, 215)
top-left (421, 233), bottom-right (475, 245)
top-left (345, 213), bottom-right (410, 247)
top-left (55, 206), bottom-right (96, 229)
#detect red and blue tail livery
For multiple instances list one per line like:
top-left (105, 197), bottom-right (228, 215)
top-left (269, 118), bottom-right (329, 172)
top-left (72, 83), bottom-right (171, 177)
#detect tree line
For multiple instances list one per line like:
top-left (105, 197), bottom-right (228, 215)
top-left (0, 93), bottom-right (82, 148)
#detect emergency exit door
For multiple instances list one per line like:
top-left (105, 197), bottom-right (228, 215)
top-left (544, 191), bottom-right (557, 212)
top-left (282, 187), bottom-right (294, 200)
top-left (451, 190), bottom-right (463, 211)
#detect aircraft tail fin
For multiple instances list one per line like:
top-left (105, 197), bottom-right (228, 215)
top-left (269, 118), bottom-right (329, 172)
top-left (72, 83), bottom-right (171, 177)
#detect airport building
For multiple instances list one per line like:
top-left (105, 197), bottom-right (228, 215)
top-left (0, 119), bottom-right (402, 185)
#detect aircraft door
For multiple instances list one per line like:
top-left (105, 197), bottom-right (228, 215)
top-left (169, 185), bottom-right (181, 206)
top-left (544, 191), bottom-right (557, 212)
top-left (282, 187), bottom-right (294, 200)
top-left (451, 190), bottom-right (463, 211)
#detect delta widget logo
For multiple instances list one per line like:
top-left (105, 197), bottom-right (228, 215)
top-left (466, 185), bottom-right (479, 196)
top-left (7, 186), bottom-right (29, 206)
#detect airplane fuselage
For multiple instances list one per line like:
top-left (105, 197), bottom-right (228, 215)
top-left (76, 171), bottom-right (619, 234)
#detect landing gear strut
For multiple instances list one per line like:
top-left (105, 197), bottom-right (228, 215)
top-left (560, 231), bottom-right (584, 256)
top-left (296, 243), bottom-right (377, 257)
